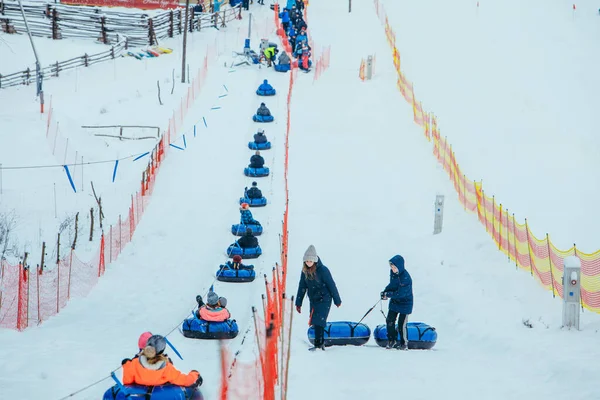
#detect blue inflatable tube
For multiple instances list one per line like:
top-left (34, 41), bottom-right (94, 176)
top-left (216, 265), bottom-right (256, 282)
top-left (373, 322), bottom-right (437, 350)
top-left (253, 115), bottom-right (274, 123)
top-left (231, 223), bottom-right (263, 236)
top-left (226, 245), bottom-right (262, 259)
top-left (181, 315), bottom-right (240, 340)
top-left (274, 64), bottom-right (291, 72)
top-left (239, 197), bottom-right (267, 207)
top-left (103, 384), bottom-right (203, 400)
top-left (248, 141), bottom-right (272, 150)
top-left (256, 88), bottom-right (276, 96)
top-left (244, 167), bottom-right (270, 177)
top-left (307, 321), bottom-right (371, 347)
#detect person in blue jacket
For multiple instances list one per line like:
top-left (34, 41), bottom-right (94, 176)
top-left (257, 79), bottom-right (275, 94)
top-left (286, 0), bottom-right (295, 11)
top-left (279, 8), bottom-right (290, 32)
top-left (295, 245), bottom-right (342, 351)
top-left (381, 254), bottom-right (413, 350)
top-left (239, 202), bottom-right (260, 225)
top-left (213, 0), bottom-right (223, 12)
top-left (253, 129), bottom-right (268, 144)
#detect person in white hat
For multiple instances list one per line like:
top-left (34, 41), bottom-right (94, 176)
top-left (295, 245), bottom-right (342, 351)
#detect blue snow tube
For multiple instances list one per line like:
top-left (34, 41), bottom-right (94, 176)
top-left (307, 321), bottom-right (371, 347)
top-left (226, 245), bottom-right (262, 259)
top-left (103, 384), bottom-right (203, 400)
top-left (239, 196), bottom-right (267, 207)
top-left (253, 114), bottom-right (274, 123)
top-left (248, 141), bottom-right (272, 150)
top-left (256, 88), bottom-right (276, 96)
top-left (244, 167), bottom-right (270, 177)
top-left (231, 223), bottom-right (263, 236)
top-left (373, 322), bottom-right (437, 350)
top-left (181, 315), bottom-right (240, 340)
top-left (274, 64), bottom-right (291, 72)
top-left (216, 264), bottom-right (256, 282)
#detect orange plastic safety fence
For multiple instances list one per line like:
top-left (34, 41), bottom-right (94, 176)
top-left (372, 0), bottom-right (600, 313)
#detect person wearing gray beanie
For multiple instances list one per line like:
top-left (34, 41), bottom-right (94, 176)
top-left (295, 245), bottom-right (342, 351)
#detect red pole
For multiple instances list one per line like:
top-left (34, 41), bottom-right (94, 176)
top-left (16, 263), bottom-right (22, 330)
top-left (67, 249), bottom-right (73, 300)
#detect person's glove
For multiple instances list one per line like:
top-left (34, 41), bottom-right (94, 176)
top-left (380, 291), bottom-right (387, 300)
top-left (296, 306), bottom-right (301, 314)
top-left (121, 358), bottom-right (131, 366)
top-left (189, 371), bottom-right (203, 388)
top-left (196, 295), bottom-right (203, 306)
top-left (336, 303), bottom-right (341, 308)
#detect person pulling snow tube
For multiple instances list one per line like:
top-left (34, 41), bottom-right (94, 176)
top-left (244, 167), bottom-right (270, 177)
top-left (248, 141), bottom-right (272, 150)
top-left (231, 223), bottom-right (263, 236)
top-left (216, 263), bottom-right (256, 283)
top-left (181, 314), bottom-right (240, 340)
top-left (226, 245), bottom-right (262, 259)
top-left (103, 384), bottom-right (203, 400)
top-left (373, 322), bottom-right (437, 350)
top-left (239, 196), bottom-right (267, 207)
top-left (307, 321), bottom-right (371, 347)
top-left (252, 114), bottom-right (274, 123)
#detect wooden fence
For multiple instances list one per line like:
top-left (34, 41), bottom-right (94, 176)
top-left (0, 1), bottom-right (242, 47)
top-left (0, 39), bottom-right (127, 88)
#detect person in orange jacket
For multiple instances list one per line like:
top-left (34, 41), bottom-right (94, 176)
top-left (122, 335), bottom-right (202, 388)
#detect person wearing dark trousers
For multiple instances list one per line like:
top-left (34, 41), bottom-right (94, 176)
top-left (381, 254), bottom-right (413, 350)
top-left (295, 245), bottom-right (342, 351)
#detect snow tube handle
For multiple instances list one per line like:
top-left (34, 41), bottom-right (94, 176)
top-left (110, 372), bottom-right (130, 396)
top-left (164, 337), bottom-right (184, 361)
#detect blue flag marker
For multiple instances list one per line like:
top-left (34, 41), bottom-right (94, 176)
top-left (133, 152), bottom-right (150, 161)
top-left (112, 160), bottom-right (119, 183)
top-left (211, 106), bottom-right (221, 110)
top-left (63, 165), bottom-right (76, 193)
top-left (169, 144), bottom-right (185, 151)
top-left (183, 135), bottom-right (187, 149)
top-left (203, 117), bottom-right (207, 128)
top-left (193, 125), bottom-right (196, 138)
top-left (223, 84), bottom-right (228, 93)
top-left (219, 94), bottom-right (228, 98)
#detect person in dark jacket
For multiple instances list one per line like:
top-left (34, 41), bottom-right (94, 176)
top-left (296, 0), bottom-right (304, 11)
top-left (295, 245), bottom-right (342, 351)
top-left (193, 0), bottom-right (203, 12)
top-left (381, 254), bottom-right (413, 350)
top-left (245, 181), bottom-right (263, 199)
top-left (235, 228), bottom-right (259, 248)
top-left (254, 129), bottom-right (268, 144)
top-left (256, 103), bottom-right (271, 117)
top-left (249, 150), bottom-right (265, 168)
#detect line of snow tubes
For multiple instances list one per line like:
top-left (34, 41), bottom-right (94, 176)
top-left (305, 321), bottom-right (438, 349)
top-left (239, 196), bottom-right (267, 207)
top-left (181, 314), bottom-right (240, 340)
top-left (248, 141), bottom-right (272, 150)
top-left (307, 321), bottom-right (371, 347)
top-left (226, 245), bottom-right (262, 259)
top-left (231, 223), bottom-right (263, 236)
top-left (252, 114), bottom-right (274, 123)
top-left (373, 323), bottom-right (437, 349)
top-left (216, 262), bottom-right (256, 282)
top-left (103, 384), bottom-right (203, 400)
top-left (244, 167), bottom-right (270, 177)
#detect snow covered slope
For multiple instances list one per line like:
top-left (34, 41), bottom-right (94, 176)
top-left (0, 4), bottom-right (291, 399)
top-left (381, 0), bottom-right (600, 251)
top-left (285, 1), bottom-right (600, 399)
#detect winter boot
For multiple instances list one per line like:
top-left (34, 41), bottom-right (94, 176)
top-left (386, 339), bottom-right (396, 349)
top-left (393, 341), bottom-right (408, 350)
